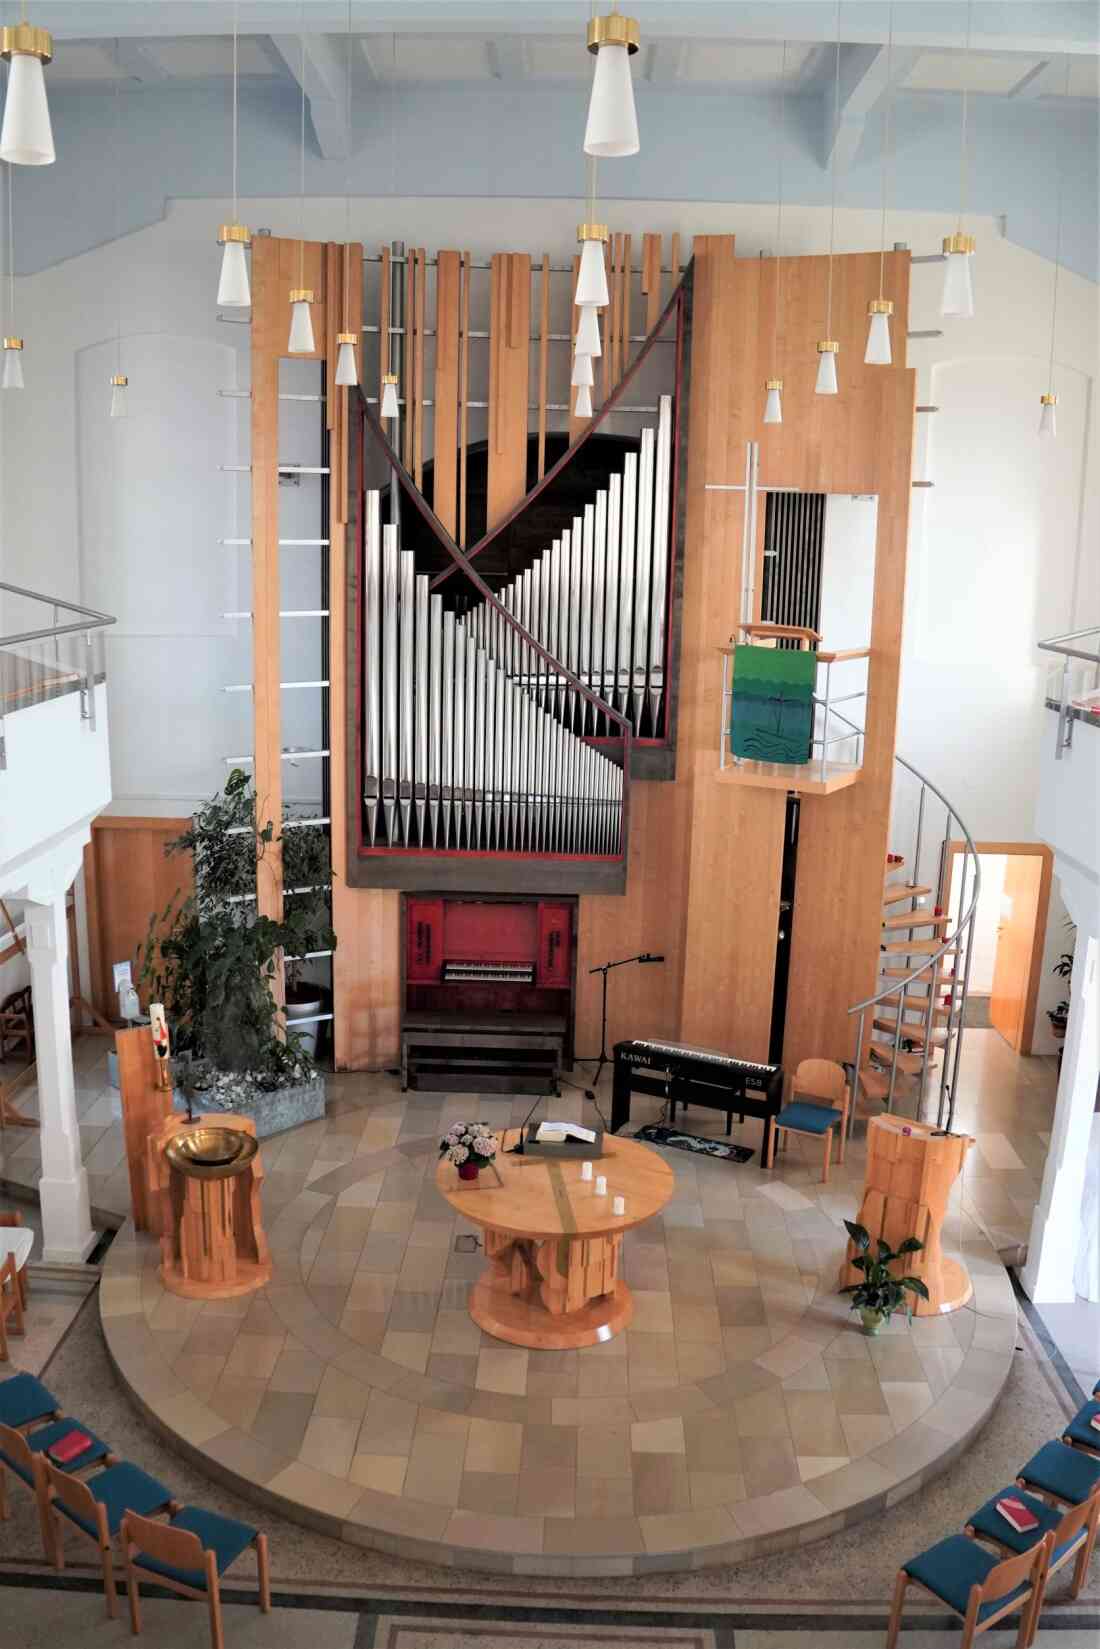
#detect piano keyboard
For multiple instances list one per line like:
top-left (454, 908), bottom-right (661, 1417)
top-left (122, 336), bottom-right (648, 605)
top-left (620, 1039), bottom-right (779, 1076)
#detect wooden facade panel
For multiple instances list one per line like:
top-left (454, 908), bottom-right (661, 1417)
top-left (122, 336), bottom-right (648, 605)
top-left (487, 252), bottom-right (531, 529)
top-left (85, 819), bottom-right (192, 1018)
top-left (433, 249), bottom-right (461, 536)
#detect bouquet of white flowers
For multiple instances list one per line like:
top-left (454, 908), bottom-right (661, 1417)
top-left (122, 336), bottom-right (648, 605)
top-left (440, 1122), bottom-right (499, 1171)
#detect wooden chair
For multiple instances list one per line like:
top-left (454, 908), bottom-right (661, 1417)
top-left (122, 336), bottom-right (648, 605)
top-left (1061, 1397), bottom-right (1100, 1459)
top-left (122, 1505), bottom-right (271, 1649)
top-left (0, 1371), bottom-right (60, 1432)
top-left (1017, 1440), bottom-right (1100, 1508)
top-left (768, 1058), bottom-right (849, 1181)
top-left (40, 1455), bottom-right (176, 1618)
top-left (0, 1253), bottom-right (24, 1362)
top-left (0, 1416), bottom-right (115, 1555)
top-left (0, 986), bottom-right (34, 1063)
top-left (966, 1483), bottom-right (1100, 1606)
top-left (886, 1532), bottom-right (1049, 1649)
top-left (0, 1211), bottom-right (32, 1309)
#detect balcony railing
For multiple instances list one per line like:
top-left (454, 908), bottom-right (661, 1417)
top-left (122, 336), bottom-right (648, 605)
top-left (0, 582), bottom-right (115, 770)
top-left (1039, 624), bottom-right (1100, 759)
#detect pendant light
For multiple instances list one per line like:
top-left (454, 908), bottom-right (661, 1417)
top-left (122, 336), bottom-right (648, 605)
top-left (576, 303), bottom-right (602, 357)
top-left (816, 9), bottom-right (841, 396)
top-left (0, 16), bottom-right (54, 166)
top-left (333, 0), bottom-right (358, 387)
top-left (763, 42), bottom-right (787, 425)
top-left (217, 4), bottom-right (251, 308)
top-left (571, 351), bottom-right (594, 389)
top-left (584, 8), bottom-right (639, 159)
top-left (1039, 59), bottom-right (1070, 437)
top-left (942, 0), bottom-right (976, 317)
top-left (109, 373), bottom-right (128, 418)
top-left (576, 223), bottom-right (609, 308)
top-left (574, 383), bottom-right (593, 419)
top-left (2, 161), bottom-right (22, 388)
top-left (380, 372), bottom-right (399, 419)
top-left (288, 28), bottom-right (314, 354)
top-left (865, 9), bottom-right (895, 364)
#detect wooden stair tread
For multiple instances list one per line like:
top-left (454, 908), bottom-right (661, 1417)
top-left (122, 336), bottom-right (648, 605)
top-left (881, 965), bottom-right (952, 979)
top-left (881, 910), bottom-right (949, 930)
top-left (857, 1067), bottom-right (897, 1103)
top-left (876, 996), bottom-right (951, 1021)
top-left (882, 938), bottom-right (959, 956)
top-left (869, 1043), bottom-right (938, 1075)
top-left (882, 884), bottom-right (934, 906)
top-left (872, 1015), bottom-right (948, 1046)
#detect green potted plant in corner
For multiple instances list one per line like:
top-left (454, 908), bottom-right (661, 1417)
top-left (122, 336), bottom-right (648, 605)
top-left (1047, 948), bottom-right (1074, 1040)
top-left (840, 1220), bottom-right (930, 1335)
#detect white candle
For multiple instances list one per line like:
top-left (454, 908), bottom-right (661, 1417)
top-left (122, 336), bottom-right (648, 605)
top-left (580, 1161), bottom-right (593, 1181)
top-left (595, 1175), bottom-right (607, 1196)
top-left (612, 1194), bottom-right (626, 1216)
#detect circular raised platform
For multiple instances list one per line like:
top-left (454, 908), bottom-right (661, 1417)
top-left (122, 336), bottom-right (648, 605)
top-left (101, 1112), bottom-right (1018, 1577)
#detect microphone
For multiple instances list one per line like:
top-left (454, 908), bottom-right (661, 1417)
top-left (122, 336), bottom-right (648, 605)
top-left (638, 953), bottom-right (665, 964)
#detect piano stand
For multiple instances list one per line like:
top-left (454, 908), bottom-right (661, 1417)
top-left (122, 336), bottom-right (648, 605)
top-left (612, 1040), bottom-right (783, 1167)
top-left (669, 1100), bottom-right (746, 1137)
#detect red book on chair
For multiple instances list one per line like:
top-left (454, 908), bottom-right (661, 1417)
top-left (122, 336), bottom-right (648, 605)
top-left (996, 1495), bottom-right (1040, 1534)
top-left (47, 1430), bottom-right (93, 1466)
top-left (1090, 1413), bottom-right (1100, 1433)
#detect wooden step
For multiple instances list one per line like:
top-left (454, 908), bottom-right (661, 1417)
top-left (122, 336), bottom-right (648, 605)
top-left (881, 910), bottom-right (949, 931)
top-left (869, 1042), bottom-right (938, 1076)
top-left (872, 1014), bottom-right (948, 1046)
top-left (882, 883), bottom-right (934, 906)
top-left (881, 965), bottom-right (951, 980)
top-left (858, 1066), bottom-right (903, 1104)
top-left (875, 995), bottom-right (951, 1022)
top-left (882, 937), bottom-right (958, 956)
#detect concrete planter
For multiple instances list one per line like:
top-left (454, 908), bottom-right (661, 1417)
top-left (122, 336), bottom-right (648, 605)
top-left (174, 1073), bottom-right (326, 1139)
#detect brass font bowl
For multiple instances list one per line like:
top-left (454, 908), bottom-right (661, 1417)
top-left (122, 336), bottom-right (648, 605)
top-left (164, 1126), bottom-right (258, 1180)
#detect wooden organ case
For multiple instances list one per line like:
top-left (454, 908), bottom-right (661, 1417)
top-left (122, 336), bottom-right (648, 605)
top-left (401, 895), bottom-right (576, 1093)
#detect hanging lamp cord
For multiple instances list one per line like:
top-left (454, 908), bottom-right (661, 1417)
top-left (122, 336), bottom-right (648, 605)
top-left (299, 15), bottom-right (306, 289)
top-left (878, 6), bottom-right (893, 300)
top-left (231, 0), bottom-right (239, 223)
top-left (773, 40), bottom-right (787, 376)
top-left (6, 163), bottom-right (13, 330)
top-left (1046, 57), bottom-right (1070, 395)
top-left (344, 0), bottom-right (352, 329)
top-left (825, 3), bottom-right (840, 339)
top-left (958, 0), bottom-right (972, 232)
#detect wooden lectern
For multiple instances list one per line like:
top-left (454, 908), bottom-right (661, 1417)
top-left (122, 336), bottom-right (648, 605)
top-left (115, 1027), bottom-right (175, 1233)
top-left (839, 1114), bottom-right (974, 1315)
top-left (148, 1112), bottom-right (271, 1300)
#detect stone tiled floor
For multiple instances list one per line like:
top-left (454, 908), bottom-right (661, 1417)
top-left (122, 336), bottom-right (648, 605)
top-left (91, 1032), bottom-right (1045, 1576)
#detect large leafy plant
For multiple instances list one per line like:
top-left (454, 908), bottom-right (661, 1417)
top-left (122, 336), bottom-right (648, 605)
top-left (840, 1220), bottom-right (930, 1321)
top-left (139, 769), bottom-right (334, 1087)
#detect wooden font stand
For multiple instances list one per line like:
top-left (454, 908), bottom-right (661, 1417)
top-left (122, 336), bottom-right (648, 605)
top-left (148, 1112), bottom-right (271, 1300)
top-left (838, 1114), bottom-right (974, 1315)
top-left (115, 1027), bottom-right (175, 1233)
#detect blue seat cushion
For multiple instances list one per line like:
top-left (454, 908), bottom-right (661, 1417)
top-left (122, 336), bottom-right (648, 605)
top-left (0, 1373), bottom-right (58, 1430)
top-left (1064, 1400), bottom-right (1100, 1452)
top-left (775, 1101), bottom-right (839, 1136)
top-left (904, 1534), bottom-right (1029, 1622)
top-left (0, 1419), bottom-right (110, 1485)
top-left (58, 1461), bottom-right (172, 1539)
top-left (968, 1487), bottom-right (1065, 1556)
top-left (133, 1505), bottom-right (257, 1592)
top-left (1019, 1441), bottom-right (1100, 1505)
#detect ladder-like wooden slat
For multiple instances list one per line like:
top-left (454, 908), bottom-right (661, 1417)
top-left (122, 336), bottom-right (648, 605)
top-left (872, 1015), bottom-right (948, 1046)
top-left (379, 243), bottom-right (390, 389)
top-left (670, 232), bottom-right (681, 286)
top-left (487, 252), bottom-right (531, 529)
top-left (568, 251), bottom-right (588, 445)
top-left (601, 239), bottom-right (612, 404)
top-left (413, 247), bottom-right (426, 490)
top-left (621, 231), bottom-right (632, 377)
top-left (433, 250), bottom-right (461, 536)
top-left (459, 249), bottom-right (470, 548)
top-left (643, 232), bottom-right (661, 332)
top-left (403, 248), bottom-right (415, 470)
top-left (537, 251), bottom-right (550, 479)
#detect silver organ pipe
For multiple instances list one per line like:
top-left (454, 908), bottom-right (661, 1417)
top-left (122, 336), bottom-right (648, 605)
top-left (632, 427), bottom-right (655, 734)
top-left (363, 493), bottom-right (382, 845)
top-left (381, 525), bottom-right (399, 845)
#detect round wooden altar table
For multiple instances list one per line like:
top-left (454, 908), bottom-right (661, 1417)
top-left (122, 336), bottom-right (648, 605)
top-left (435, 1131), bottom-right (675, 1349)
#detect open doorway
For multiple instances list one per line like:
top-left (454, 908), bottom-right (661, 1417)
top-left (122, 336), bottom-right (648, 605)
top-left (942, 842), bottom-right (1054, 1054)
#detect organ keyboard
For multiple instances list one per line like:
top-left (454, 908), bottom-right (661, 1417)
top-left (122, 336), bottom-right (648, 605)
top-left (611, 1039), bottom-right (783, 1163)
top-left (441, 959), bottom-right (536, 985)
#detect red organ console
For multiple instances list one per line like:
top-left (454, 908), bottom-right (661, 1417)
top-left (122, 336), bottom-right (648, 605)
top-left (401, 895), bottom-right (576, 1094)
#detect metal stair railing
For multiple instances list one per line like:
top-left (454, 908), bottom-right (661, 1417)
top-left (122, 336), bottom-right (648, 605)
top-left (813, 697), bottom-right (981, 1140)
top-left (0, 581), bottom-right (116, 772)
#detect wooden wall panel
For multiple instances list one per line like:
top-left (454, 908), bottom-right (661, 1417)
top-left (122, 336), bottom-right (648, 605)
top-left (433, 250), bottom-right (461, 536)
top-left (84, 818), bottom-right (192, 1018)
top-left (487, 253), bottom-right (531, 529)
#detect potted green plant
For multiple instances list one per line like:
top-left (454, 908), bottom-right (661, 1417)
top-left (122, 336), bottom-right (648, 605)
top-left (1047, 951), bottom-right (1073, 1039)
top-left (840, 1220), bottom-right (930, 1335)
top-left (138, 769), bottom-right (335, 1136)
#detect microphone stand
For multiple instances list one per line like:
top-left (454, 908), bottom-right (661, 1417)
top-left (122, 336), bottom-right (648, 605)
top-left (575, 953), bottom-right (664, 1098)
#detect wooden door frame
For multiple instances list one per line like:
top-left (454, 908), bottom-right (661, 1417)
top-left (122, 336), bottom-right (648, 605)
top-left (939, 840), bottom-right (1054, 1055)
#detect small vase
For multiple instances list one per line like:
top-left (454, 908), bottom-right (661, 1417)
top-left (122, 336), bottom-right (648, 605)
top-left (458, 1161), bottom-right (480, 1182)
top-left (860, 1307), bottom-right (885, 1336)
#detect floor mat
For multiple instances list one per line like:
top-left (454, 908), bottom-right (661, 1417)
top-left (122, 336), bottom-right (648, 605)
top-left (632, 1122), bottom-right (754, 1163)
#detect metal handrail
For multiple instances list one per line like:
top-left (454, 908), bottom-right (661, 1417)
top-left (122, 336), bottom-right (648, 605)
top-left (1037, 624), bottom-right (1100, 666)
top-left (0, 580), bottom-right (116, 648)
top-left (1038, 625), bottom-right (1100, 759)
top-left (820, 699), bottom-right (982, 1136)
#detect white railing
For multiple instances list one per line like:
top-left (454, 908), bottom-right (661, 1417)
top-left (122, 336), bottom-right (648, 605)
top-left (1039, 624), bottom-right (1100, 760)
top-left (0, 581), bottom-right (115, 772)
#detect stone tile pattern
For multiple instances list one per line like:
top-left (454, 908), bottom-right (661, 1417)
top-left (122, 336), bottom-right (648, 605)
top-left (98, 1063), bottom-right (1023, 1577)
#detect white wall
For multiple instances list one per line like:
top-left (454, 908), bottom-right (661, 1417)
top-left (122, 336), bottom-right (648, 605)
top-left (0, 193), bottom-right (1096, 855)
top-left (952, 852), bottom-right (1008, 996)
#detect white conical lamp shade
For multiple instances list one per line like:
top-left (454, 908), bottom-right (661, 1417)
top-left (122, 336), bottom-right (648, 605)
top-left (576, 236), bottom-right (609, 308)
top-left (576, 303), bottom-right (602, 358)
top-left (763, 383), bottom-right (782, 425)
top-left (815, 349), bottom-right (838, 395)
top-left (941, 250), bottom-right (974, 318)
top-left (1, 51), bottom-right (54, 166)
top-left (571, 351), bottom-right (594, 388)
top-left (217, 239), bottom-right (251, 308)
top-left (584, 43), bottom-right (639, 158)
top-left (335, 339), bottom-right (358, 386)
top-left (380, 376), bottom-right (399, 418)
top-left (2, 349), bottom-right (24, 390)
top-left (864, 309), bottom-right (892, 365)
top-left (574, 383), bottom-right (593, 419)
top-left (288, 298), bottom-right (315, 354)
top-left (1039, 398), bottom-right (1057, 437)
top-left (110, 380), bottom-right (127, 418)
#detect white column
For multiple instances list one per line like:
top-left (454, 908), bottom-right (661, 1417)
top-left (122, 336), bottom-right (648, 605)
top-left (25, 891), bottom-right (97, 1264)
top-left (1021, 920), bottom-right (1099, 1303)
